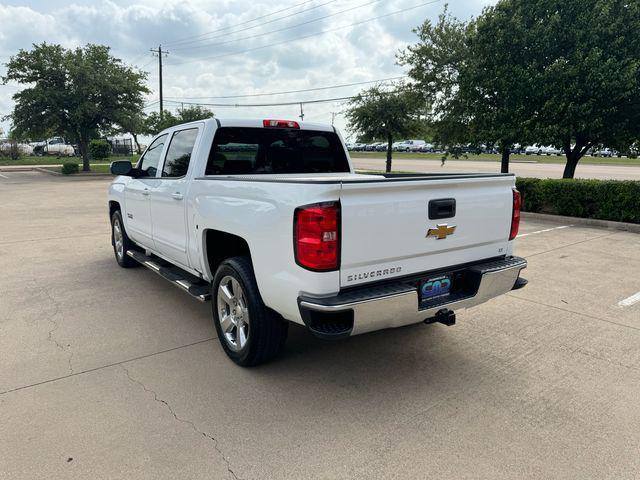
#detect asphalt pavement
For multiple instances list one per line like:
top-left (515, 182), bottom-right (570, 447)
top-left (1, 171), bottom-right (639, 479)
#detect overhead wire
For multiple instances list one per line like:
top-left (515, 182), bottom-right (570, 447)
top-left (170, 0), bottom-right (386, 52)
top-left (167, 0), bottom-right (443, 65)
top-left (163, 0), bottom-right (338, 48)
top-left (162, 75), bottom-right (406, 100)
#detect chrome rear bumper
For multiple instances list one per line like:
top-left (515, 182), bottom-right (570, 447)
top-left (299, 256), bottom-right (527, 337)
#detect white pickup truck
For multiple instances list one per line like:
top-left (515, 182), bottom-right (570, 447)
top-left (108, 118), bottom-right (527, 366)
top-left (32, 137), bottom-right (75, 157)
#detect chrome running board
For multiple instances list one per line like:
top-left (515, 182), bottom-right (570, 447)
top-left (126, 250), bottom-right (211, 302)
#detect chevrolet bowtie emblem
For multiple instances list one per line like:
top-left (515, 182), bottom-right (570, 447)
top-left (426, 224), bottom-right (456, 240)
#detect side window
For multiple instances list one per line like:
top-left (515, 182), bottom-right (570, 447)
top-left (162, 128), bottom-right (199, 178)
top-left (138, 134), bottom-right (168, 177)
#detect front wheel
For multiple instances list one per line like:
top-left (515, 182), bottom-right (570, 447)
top-left (111, 210), bottom-right (138, 268)
top-left (212, 256), bottom-right (288, 366)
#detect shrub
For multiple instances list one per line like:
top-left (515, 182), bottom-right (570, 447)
top-left (516, 177), bottom-right (640, 224)
top-left (61, 162), bottom-right (79, 175)
top-left (89, 139), bottom-right (111, 160)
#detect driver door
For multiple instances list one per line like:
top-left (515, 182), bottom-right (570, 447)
top-left (123, 134), bottom-right (168, 248)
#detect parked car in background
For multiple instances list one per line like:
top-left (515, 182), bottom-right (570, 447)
top-left (408, 140), bottom-right (427, 152)
top-left (366, 142), bottom-right (384, 151)
top-left (418, 143), bottom-right (435, 153)
top-left (0, 140), bottom-right (33, 156)
top-left (396, 140), bottom-right (425, 152)
top-left (32, 137), bottom-right (75, 157)
top-left (592, 148), bottom-right (618, 157)
top-left (542, 145), bottom-right (562, 156)
top-left (525, 145), bottom-right (543, 155)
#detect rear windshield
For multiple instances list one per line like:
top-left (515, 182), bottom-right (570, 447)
top-left (205, 127), bottom-right (350, 175)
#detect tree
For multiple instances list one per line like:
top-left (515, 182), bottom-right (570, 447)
top-left (116, 111), bottom-right (147, 154)
top-left (2, 43), bottom-right (149, 171)
top-left (145, 105), bottom-right (214, 134)
top-left (399, 6), bottom-right (535, 173)
top-left (346, 84), bottom-right (424, 172)
top-left (514, 0), bottom-right (640, 178)
top-left (402, 1), bottom-right (640, 178)
top-left (398, 9), bottom-right (472, 161)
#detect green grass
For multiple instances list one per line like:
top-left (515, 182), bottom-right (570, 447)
top-left (350, 151), bottom-right (640, 166)
top-left (0, 154), bottom-right (139, 166)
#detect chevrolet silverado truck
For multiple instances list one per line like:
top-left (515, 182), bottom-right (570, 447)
top-left (108, 118), bottom-right (527, 366)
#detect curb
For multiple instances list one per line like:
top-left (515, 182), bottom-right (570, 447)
top-left (521, 211), bottom-right (640, 233)
top-left (0, 166), bottom-right (36, 172)
top-left (34, 167), bottom-right (62, 176)
top-left (33, 167), bottom-right (111, 177)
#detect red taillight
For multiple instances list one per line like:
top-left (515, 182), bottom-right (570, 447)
top-left (294, 202), bottom-right (340, 271)
top-left (510, 188), bottom-right (521, 240)
top-left (263, 119), bottom-right (300, 129)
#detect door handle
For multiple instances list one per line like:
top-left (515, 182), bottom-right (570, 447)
top-left (142, 188), bottom-right (150, 196)
top-left (171, 192), bottom-right (184, 200)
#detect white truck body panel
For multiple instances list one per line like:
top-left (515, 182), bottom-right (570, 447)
top-left (339, 176), bottom-right (513, 287)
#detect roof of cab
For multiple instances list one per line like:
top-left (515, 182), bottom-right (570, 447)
top-left (159, 118), bottom-right (335, 134)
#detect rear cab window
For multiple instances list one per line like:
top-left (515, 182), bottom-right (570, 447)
top-left (205, 127), bottom-right (350, 175)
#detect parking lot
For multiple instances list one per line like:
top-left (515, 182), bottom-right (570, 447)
top-left (1, 171), bottom-right (639, 479)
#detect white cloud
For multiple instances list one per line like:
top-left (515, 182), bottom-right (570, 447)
top-left (1, 0), bottom-right (495, 137)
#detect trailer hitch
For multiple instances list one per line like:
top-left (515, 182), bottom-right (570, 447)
top-left (425, 308), bottom-right (456, 327)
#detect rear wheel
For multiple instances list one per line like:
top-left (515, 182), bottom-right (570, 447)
top-left (212, 256), bottom-right (288, 366)
top-left (111, 210), bottom-right (138, 268)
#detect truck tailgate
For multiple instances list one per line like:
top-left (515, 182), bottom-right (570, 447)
top-left (339, 175), bottom-right (515, 287)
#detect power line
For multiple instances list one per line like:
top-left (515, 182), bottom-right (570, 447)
top-left (163, 0), bottom-right (337, 48)
top-left (163, 76), bottom-right (406, 100)
top-left (171, 0), bottom-right (385, 52)
top-left (161, 89), bottom-right (397, 108)
top-left (139, 58), bottom-right (157, 70)
top-left (161, 96), bottom-right (355, 107)
top-left (167, 0), bottom-right (443, 66)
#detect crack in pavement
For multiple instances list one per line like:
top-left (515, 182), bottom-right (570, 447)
top-left (39, 283), bottom-right (74, 375)
top-left (120, 365), bottom-right (241, 480)
top-left (0, 337), bottom-right (215, 396)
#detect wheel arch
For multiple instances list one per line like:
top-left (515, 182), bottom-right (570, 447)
top-left (109, 200), bottom-right (120, 219)
top-left (202, 229), bottom-right (252, 280)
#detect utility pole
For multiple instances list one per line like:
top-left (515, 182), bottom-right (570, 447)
top-left (331, 111), bottom-right (336, 126)
top-left (299, 103), bottom-right (305, 121)
top-left (150, 45), bottom-right (169, 119)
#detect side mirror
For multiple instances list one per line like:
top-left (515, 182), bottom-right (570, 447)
top-left (110, 160), bottom-right (133, 176)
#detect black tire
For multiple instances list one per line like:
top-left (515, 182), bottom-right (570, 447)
top-left (212, 256), bottom-right (288, 367)
top-left (111, 210), bottom-right (138, 268)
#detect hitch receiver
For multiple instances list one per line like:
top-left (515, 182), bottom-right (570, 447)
top-left (425, 308), bottom-right (456, 327)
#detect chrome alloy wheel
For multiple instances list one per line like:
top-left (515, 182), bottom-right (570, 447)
top-left (217, 276), bottom-right (250, 351)
top-left (113, 218), bottom-right (124, 260)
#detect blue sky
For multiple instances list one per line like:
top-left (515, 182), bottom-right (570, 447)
top-left (0, 0), bottom-right (494, 138)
